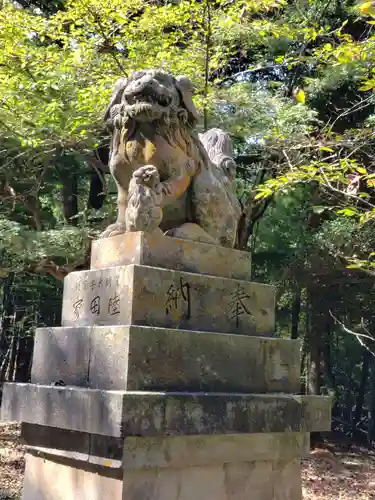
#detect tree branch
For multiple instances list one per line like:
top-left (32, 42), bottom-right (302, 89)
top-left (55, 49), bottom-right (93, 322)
top-left (329, 310), bottom-right (375, 357)
top-left (33, 255), bottom-right (89, 281)
top-left (90, 10), bottom-right (127, 75)
top-left (319, 167), bottom-right (375, 209)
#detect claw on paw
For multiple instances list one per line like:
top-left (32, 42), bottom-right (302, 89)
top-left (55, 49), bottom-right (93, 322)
top-left (99, 222), bottom-right (127, 239)
top-left (133, 165), bottom-right (160, 188)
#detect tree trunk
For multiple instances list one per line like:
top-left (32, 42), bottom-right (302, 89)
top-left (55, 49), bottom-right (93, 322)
top-left (0, 346), bottom-right (10, 382)
top-left (323, 317), bottom-right (335, 392)
top-left (0, 272), bottom-right (15, 357)
top-left (14, 336), bottom-right (34, 382)
top-left (88, 170), bottom-right (106, 210)
top-left (291, 287), bottom-right (301, 340)
top-left (308, 336), bottom-right (321, 395)
top-left (368, 357), bottom-right (375, 446)
top-left (354, 350), bottom-right (371, 434)
top-left (62, 172), bottom-right (78, 226)
top-left (5, 330), bottom-right (18, 382)
top-left (300, 329), bottom-right (308, 394)
top-left (59, 154), bottom-right (79, 226)
top-left (307, 287), bottom-right (322, 395)
top-left (300, 289), bottom-right (309, 394)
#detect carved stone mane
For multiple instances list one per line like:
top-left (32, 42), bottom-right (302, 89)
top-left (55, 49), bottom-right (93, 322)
top-left (106, 70), bottom-right (208, 172)
top-left (100, 69), bottom-right (242, 248)
top-left (200, 128), bottom-right (237, 182)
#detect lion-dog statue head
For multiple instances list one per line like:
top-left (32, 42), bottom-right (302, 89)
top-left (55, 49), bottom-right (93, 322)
top-left (105, 69), bottom-right (199, 128)
top-left (101, 69), bottom-right (241, 248)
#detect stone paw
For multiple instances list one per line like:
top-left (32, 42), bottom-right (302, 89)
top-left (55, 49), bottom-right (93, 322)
top-left (133, 165), bottom-right (160, 188)
top-left (99, 222), bottom-right (127, 239)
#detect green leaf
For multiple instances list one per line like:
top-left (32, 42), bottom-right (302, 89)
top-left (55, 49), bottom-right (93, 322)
top-left (359, 1), bottom-right (375, 15)
top-left (337, 208), bottom-right (357, 217)
top-left (295, 89), bottom-right (305, 104)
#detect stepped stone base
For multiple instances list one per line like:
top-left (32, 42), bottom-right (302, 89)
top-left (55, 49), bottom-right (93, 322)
top-left (22, 452), bottom-right (302, 500)
top-left (0, 232), bottom-right (332, 500)
top-left (31, 325), bottom-right (300, 392)
top-left (20, 431), bottom-right (307, 500)
top-left (1, 384), bottom-right (331, 437)
top-left (20, 424), bottom-right (309, 468)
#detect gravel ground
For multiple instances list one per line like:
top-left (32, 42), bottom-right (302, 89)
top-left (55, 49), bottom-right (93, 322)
top-left (0, 424), bottom-right (24, 500)
top-left (302, 446), bottom-right (375, 500)
top-left (1, 424), bottom-right (375, 500)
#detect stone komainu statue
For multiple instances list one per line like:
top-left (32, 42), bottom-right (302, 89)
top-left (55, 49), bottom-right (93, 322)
top-left (101, 69), bottom-right (242, 248)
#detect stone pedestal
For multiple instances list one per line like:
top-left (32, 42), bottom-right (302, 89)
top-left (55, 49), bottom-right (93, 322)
top-left (0, 232), bottom-right (331, 500)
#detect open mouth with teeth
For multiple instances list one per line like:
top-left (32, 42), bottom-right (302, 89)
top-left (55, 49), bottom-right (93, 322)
top-left (123, 86), bottom-right (173, 121)
top-left (125, 91), bottom-right (172, 106)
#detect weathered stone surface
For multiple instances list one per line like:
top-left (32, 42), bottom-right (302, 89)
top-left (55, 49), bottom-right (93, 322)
top-left (122, 433), bottom-right (310, 469)
top-left (21, 423), bottom-right (123, 468)
top-left (121, 465), bottom-right (231, 500)
top-left (31, 326), bottom-right (127, 391)
top-left (32, 327), bottom-right (91, 387)
top-left (87, 326), bottom-right (129, 390)
top-left (90, 232), bottom-right (252, 280)
top-left (1, 383), bottom-right (331, 437)
top-left (301, 395), bottom-right (333, 432)
top-left (22, 425), bottom-right (308, 475)
top-left (21, 423), bottom-right (91, 463)
top-left (1, 383), bottom-right (126, 437)
top-left (121, 459), bottom-right (301, 500)
top-left (31, 325), bottom-right (300, 393)
top-left (61, 265), bottom-right (275, 336)
top-left (223, 461), bottom-right (274, 499)
top-left (273, 458), bottom-right (302, 500)
top-left (19, 442), bottom-right (304, 500)
top-left (22, 453), bottom-right (122, 500)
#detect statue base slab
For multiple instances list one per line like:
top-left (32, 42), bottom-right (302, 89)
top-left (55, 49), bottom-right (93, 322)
top-left (0, 233), bottom-right (332, 500)
top-left (31, 325), bottom-right (301, 393)
top-left (20, 432), bottom-right (306, 500)
top-left (90, 231), bottom-right (252, 280)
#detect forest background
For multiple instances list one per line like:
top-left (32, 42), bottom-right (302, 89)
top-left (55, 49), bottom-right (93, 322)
top-left (0, 0), bottom-right (375, 444)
